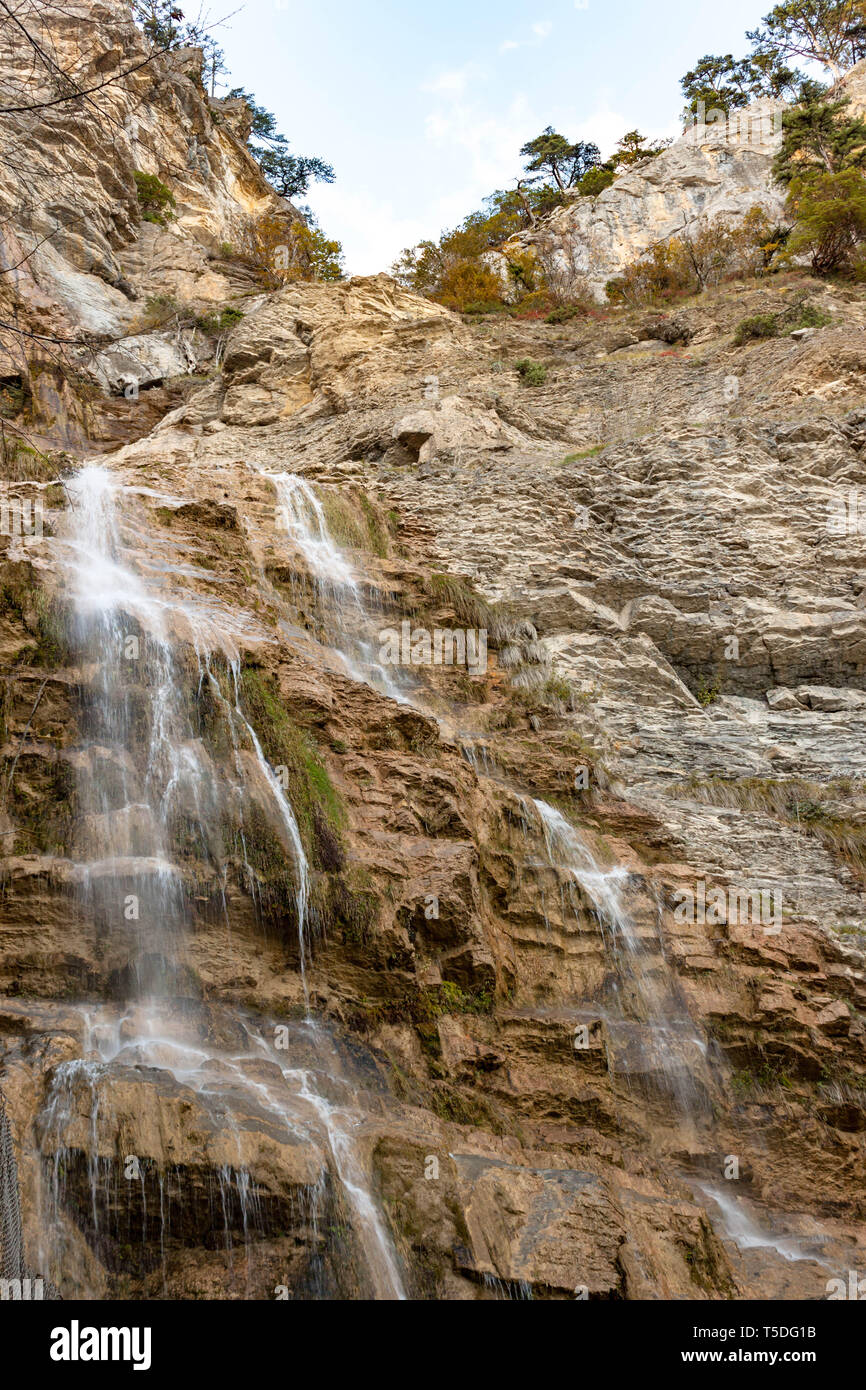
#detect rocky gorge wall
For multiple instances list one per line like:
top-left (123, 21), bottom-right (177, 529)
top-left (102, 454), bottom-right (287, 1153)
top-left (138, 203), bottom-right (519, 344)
top-left (507, 64), bottom-right (866, 301)
top-left (0, 2), bottom-right (864, 1303)
top-left (0, 0), bottom-right (300, 453)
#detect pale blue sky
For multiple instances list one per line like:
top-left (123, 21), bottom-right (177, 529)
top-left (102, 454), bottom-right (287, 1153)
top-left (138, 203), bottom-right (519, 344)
top-left (217, 0), bottom-right (772, 273)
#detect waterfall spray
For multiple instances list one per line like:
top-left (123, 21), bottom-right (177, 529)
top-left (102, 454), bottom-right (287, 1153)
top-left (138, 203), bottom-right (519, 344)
top-left (29, 464), bottom-right (406, 1300)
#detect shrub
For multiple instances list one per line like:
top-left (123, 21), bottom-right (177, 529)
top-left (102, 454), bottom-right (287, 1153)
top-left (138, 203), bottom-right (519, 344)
top-left (786, 302), bottom-right (832, 331)
top-left (437, 259), bottom-right (504, 312)
top-left (510, 288), bottom-right (555, 318)
top-left (392, 190), bottom-right (536, 301)
top-left (238, 213), bottom-right (344, 289)
top-left (607, 207), bottom-right (782, 307)
top-left (134, 170), bottom-right (176, 225)
top-left (463, 299), bottom-right (509, 316)
top-left (734, 312), bottom-right (779, 345)
top-left (562, 444), bottom-right (604, 461)
top-left (142, 293), bottom-right (181, 327)
top-left (515, 358), bottom-right (547, 386)
top-left (606, 240), bottom-right (693, 305)
top-left (507, 248), bottom-right (540, 294)
top-left (577, 166), bottom-right (616, 198)
top-left (545, 302), bottom-right (586, 324)
top-left (697, 679), bottom-right (721, 706)
top-left (784, 169), bottom-right (866, 276)
top-left (193, 305), bottom-right (245, 334)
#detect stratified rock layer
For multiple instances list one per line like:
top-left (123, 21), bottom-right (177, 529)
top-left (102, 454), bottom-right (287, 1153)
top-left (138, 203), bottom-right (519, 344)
top-left (0, 3), bottom-right (864, 1302)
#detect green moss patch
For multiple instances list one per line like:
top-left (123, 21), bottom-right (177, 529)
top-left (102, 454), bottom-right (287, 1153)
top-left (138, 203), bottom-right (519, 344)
top-left (320, 488), bottom-right (390, 558)
top-left (239, 663), bottom-right (345, 868)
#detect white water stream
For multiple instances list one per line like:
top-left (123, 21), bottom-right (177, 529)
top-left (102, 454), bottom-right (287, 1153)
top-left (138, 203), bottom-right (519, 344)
top-left (34, 464), bottom-right (406, 1300)
top-left (532, 798), bottom-right (712, 1115)
top-left (256, 468), bottom-right (409, 704)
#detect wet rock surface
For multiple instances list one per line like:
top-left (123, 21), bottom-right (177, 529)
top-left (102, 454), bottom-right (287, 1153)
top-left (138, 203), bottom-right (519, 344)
top-left (0, 4), bottom-right (864, 1303)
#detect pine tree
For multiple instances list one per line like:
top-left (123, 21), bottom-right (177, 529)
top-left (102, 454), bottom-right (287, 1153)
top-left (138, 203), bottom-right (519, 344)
top-left (611, 130), bottom-right (672, 169)
top-left (773, 82), bottom-right (866, 183)
top-left (519, 128), bottom-right (600, 192)
top-left (225, 90), bottom-right (335, 199)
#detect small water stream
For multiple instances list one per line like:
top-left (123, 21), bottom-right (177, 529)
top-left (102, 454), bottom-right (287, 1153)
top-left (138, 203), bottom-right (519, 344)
top-left (531, 798), bottom-right (714, 1117)
top-left (31, 464), bottom-right (406, 1300)
top-left (256, 468), bottom-right (409, 704)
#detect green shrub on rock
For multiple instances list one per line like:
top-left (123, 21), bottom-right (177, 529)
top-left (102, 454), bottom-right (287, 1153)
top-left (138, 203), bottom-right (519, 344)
top-left (515, 358), bottom-right (548, 386)
top-left (134, 170), bottom-right (176, 225)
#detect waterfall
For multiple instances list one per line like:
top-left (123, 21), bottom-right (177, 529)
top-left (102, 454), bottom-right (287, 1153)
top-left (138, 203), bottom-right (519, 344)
top-left (29, 464), bottom-right (406, 1300)
top-left (272, 473), bottom-right (358, 598)
top-left (532, 798), bottom-right (712, 1117)
top-left (696, 1184), bottom-right (814, 1264)
top-left (257, 469), bottom-right (410, 704)
top-left (62, 464), bottom-right (311, 996)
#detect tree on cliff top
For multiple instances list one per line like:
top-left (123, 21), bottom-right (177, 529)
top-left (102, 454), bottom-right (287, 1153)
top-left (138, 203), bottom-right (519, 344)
top-left (132, 2), bottom-right (231, 94)
top-left (225, 89), bottom-right (335, 199)
top-left (681, 52), bottom-right (802, 114)
top-left (610, 130), bottom-right (672, 168)
top-left (131, 1), bottom-right (186, 47)
top-left (680, 3), bottom-right (866, 123)
top-left (131, 8), bottom-right (338, 197)
top-left (747, 1), bottom-right (866, 82)
top-left (519, 128), bottom-right (601, 192)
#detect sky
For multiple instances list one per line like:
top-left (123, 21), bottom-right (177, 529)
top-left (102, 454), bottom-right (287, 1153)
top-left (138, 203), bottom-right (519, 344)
top-left (214, 0), bottom-right (774, 275)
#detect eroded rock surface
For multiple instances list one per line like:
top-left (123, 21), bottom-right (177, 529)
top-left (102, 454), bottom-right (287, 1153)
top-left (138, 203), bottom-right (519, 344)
top-left (0, 4), bottom-right (864, 1303)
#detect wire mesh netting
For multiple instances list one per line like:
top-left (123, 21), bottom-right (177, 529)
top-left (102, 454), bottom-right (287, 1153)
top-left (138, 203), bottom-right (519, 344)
top-left (0, 1087), bottom-right (60, 1298)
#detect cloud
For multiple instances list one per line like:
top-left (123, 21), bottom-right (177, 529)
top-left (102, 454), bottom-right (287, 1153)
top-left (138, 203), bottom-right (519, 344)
top-left (499, 19), bottom-right (552, 54)
top-left (421, 65), bottom-right (478, 96)
top-left (306, 184), bottom-right (430, 277)
top-left (424, 90), bottom-right (537, 192)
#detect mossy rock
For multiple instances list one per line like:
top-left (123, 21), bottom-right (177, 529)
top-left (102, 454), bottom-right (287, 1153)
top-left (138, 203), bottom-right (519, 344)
top-left (239, 663), bottom-right (345, 868)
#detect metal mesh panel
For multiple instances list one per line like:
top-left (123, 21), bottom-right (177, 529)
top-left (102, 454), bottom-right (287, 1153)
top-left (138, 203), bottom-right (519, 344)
top-left (0, 1088), bottom-right (24, 1282)
top-left (0, 1087), bottom-right (60, 1298)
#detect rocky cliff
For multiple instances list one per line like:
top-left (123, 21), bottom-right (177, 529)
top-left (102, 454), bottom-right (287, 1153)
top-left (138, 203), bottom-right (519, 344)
top-left (513, 64), bottom-right (866, 300)
top-left (0, 2), bottom-right (864, 1302)
top-left (0, 0), bottom-right (298, 451)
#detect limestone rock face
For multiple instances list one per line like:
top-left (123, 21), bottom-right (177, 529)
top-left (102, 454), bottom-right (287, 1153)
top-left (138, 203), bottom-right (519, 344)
top-left (1, 4), bottom-right (865, 1305)
top-left (9, 264), bottom-right (852, 1300)
top-left (0, 0), bottom-right (298, 417)
top-left (517, 66), bottom-right (866, 300)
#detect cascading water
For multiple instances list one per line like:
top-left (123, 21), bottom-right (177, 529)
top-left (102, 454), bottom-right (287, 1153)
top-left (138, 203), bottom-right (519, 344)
top-left (29, 464), bottom-right (406, 1300)
top-left (696, 1184), bottom-right (816, 1264)
top-left (257, 469), bottom-right (410, 704)
top-left (527, 798), bottom-right (850, 1282)
top-left (532, 798), bottom-right (713, 1117)
top-left (271, 472), bottom-right (357, 598)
